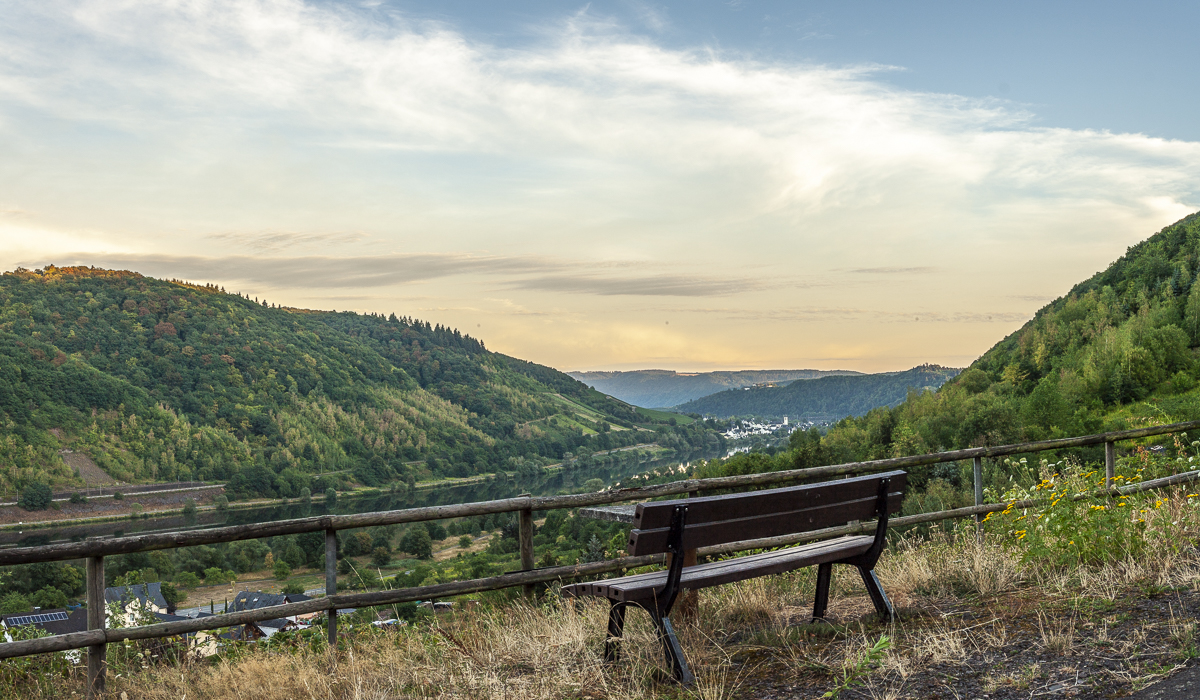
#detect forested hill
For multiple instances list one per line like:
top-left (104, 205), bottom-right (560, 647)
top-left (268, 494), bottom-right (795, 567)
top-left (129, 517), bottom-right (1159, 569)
top-left (675, 365), bottom-right (959, 419)
top-left (0, 267), bottom-right (721, 498)
top-left (698, 211), bottom-right (1200, 489)
top-left (567, 369), bottom-right (861, 408)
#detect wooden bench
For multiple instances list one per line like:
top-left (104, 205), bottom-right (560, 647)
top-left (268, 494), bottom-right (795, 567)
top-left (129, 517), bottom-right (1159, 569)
top-left (562, 470), bottom-right (906, 685)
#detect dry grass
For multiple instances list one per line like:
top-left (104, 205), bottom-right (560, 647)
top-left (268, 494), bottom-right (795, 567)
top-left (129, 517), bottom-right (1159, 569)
top-left (13, 487), bottom-right (1200, 700)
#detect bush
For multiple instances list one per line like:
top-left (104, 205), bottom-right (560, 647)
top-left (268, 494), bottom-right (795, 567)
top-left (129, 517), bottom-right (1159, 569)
top-left (112, 491), bottom-right (124, 500)
top-left (0, 592), bottom-right (30, 614)
top-left (69, 492), bottom-right (87, 504)
top-left (424, 521), bottom-right (447, 541)
top-left (30, 586), bottom-right (68, 610)
top-left (988, 449), bottom-right (1200, 567)
top-left (458, 535), bottom-right (472, 549)
top-left (300, 487), bottom-right (311, 502)
top-left (281, 582), bottom-right (304, 595)
top-left (182, 498), bottom-right (197, 516)
top-left (159, 582), bottom-right (181, 608)
top-left (215, 494), bottom-right (229, 511)
top-left (371, 547), bottom-right (392, 567)
top-left (18, 482), bottom-right (52, 511)
top-left (273, 561), bottom-right (292, 580)
top-left (203, 567), bottom-right (237, 585)
top-left (338, 558), bottom-right (353, 575)
top-left (399, 527), bottom-right (433, 559)
top-left (343, 531), bottom-right (373, 557)
top-left (175, 571), bottom-right (202, 588)
top-left (325, 487), bottom-right (337, 506)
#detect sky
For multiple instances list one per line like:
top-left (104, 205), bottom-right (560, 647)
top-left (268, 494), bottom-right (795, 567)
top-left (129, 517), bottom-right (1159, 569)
top-left (2, 1), bottom-right (1199, 373)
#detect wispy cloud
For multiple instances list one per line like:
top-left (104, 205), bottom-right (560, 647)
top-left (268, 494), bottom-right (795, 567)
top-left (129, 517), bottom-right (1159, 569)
top-left (53, 251), bottom-right (762, 297)
top-left (847, 266), bottom-right (937, 274)
top-left (0, 1), bottom-right (1198, 371)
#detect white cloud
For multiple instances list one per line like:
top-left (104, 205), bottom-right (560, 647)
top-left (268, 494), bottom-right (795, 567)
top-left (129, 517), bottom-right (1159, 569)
top-left (0, 0), bottom-right (1198, 370)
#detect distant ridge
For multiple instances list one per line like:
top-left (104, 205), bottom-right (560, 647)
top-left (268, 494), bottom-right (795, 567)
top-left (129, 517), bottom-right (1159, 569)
top-left (674, 365), bottom-right (961, 419)
top-left (568, 369), bottom-right (862, 408)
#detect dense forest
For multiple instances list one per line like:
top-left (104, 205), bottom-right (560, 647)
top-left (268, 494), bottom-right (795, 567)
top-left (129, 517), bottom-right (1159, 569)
top-left (699, 211), bottom-right (1200, 492)
top-left (674, 365), bottom-right (959, 419)
top-left (0, 267), bottom-right (723, 499)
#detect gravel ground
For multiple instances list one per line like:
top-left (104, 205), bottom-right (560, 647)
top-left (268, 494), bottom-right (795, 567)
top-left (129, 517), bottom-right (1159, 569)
top-left (722, 584), bottom-right (1200, 700)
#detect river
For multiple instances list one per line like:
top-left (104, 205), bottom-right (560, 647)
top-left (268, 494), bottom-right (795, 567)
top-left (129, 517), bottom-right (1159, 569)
top-left (0, 448), bottom-right (720, 549)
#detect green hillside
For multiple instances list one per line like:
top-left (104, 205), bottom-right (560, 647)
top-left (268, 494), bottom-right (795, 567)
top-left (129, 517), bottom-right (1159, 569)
top-left (700, 211), bottom-right (1200, 488)
top-left (674, 365), bottom-right (959, 419)
top-left (0, 267), bottom-right (721, 498)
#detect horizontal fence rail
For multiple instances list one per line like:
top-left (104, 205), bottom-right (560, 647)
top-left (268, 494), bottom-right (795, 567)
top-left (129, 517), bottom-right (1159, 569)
top-left (1, 419), bottom-right (1197, 698)
top-left (3, 419), bottom-right (1195, 568)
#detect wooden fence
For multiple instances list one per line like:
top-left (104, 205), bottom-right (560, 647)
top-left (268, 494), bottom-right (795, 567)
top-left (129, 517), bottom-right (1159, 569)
top-left (2, 419), bottom-right (1199, 698)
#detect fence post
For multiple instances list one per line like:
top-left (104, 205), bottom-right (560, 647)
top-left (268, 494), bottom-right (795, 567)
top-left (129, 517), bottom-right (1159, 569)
top-left (973, 457), bottom-right (984, 538)
top-left (1105, 441), bottom-right (1116, 490)
top-left (518, 494), bottom-right (535, 597)
top-left (86, 555), bottom-right (105, 699)
top-left (325, 529), bottom-right (337, 647)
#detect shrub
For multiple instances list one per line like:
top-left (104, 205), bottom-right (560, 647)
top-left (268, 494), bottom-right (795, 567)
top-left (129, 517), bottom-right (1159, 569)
top-left (325, 487), bottom-right (337, 506)
top-left (175, 571), bottom-right (202, 589)
top-left (68, 492), bottom-right (87, 504)
top-left (18, 483), bottom-right (52, 511)
top-left (215, 494), bottom-right (229, 511)
top-left (0, 592), bottom-right (30, 614)
top-left (458, 535), bottom-right (472, 549)
top-left (300, 487), bottom-right (311, 502)
top-left (399, 527), bottom-right (433, 559)
top-left (273, 561), bottom-right (292, 580)
top-left (343, 531), bottom-right (373, 557)
top-left (424, 521), bottom-right (447, 541)
top-left (371, 547), bottom-right (392, 567)
top-left (112, 491), bottom-right (124, 501)
top-left (281, 582), bottom-right (304, 595)
top-left (30, 586), bottom-right (67, 610)
top-left (159, 582), bottom-right (181, 608)
top-left (182, 498), bottom-right (197, 516)
top-left (988, 447), bottom-right (1200, 567)
top-left (203, 567), bottom-right (237, 585)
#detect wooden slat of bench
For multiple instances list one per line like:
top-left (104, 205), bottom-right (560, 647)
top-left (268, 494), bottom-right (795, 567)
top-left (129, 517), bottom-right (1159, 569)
top-left (593, 536), bottom-right (869, 595)
top-left (632, 471), bottom-right (906, 530)
top-left (628, 492), bottom-right (901, 555)
top-left (564, 536), bottom-right (873, 603)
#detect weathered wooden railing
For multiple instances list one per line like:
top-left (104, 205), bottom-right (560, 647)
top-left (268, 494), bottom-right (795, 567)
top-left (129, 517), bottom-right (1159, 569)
top-left (1, 419), bottom-right (1198, 698)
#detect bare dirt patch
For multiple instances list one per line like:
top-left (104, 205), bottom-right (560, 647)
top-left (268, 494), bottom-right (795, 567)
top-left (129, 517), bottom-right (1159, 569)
top-left (58, 449), bottom-right (116, 485)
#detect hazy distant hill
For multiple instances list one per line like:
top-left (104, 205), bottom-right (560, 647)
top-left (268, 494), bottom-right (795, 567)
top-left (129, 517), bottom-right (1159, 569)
top-left (568, 369), bottom-right (862, 408)
top-left (675, 365), bottom-right (961, 419)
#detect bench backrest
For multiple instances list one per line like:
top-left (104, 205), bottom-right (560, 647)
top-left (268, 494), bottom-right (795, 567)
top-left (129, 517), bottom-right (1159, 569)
top-left (626, 470), bottom-right (907, 556)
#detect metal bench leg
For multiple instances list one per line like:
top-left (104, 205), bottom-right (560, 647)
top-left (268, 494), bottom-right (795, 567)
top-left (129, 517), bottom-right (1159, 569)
top-left (604, 601), bottom-right (628, 662)
top-left (652, 612), bottom-right (694, 686)
top-left (812, 562), bottom-right (832, 621)
top-left (857, 566), bottom-right (894, 619)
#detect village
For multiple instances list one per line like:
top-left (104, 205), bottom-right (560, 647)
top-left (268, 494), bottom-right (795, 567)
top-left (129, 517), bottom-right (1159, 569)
top-left (0, 582), bottom-right (440, 658)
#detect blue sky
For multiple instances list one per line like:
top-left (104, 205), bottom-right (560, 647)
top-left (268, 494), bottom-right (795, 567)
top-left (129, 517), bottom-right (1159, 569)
top-left (2, 0), bottom-right (1198, 372)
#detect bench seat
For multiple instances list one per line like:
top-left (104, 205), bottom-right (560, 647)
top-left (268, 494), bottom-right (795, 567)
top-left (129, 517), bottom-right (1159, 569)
top-left (563, 534), bottom-right (873, 603)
